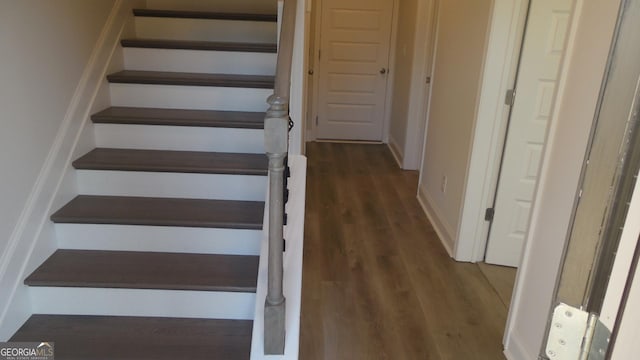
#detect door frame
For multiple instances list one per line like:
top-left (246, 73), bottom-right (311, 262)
top-left (454, 0), bottom-right (530, 262)
top-left (401, 0), bottom-right (439, 170)
top-left (305, 0), bottom-right (399, 143)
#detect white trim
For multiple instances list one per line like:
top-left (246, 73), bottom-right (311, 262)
top-left (417, 186), bottom-right (455, 257)
top-left (288, 0), bottom-right (308, 155)
top-left (305, 0), bottom-right (322, 142)
top-left (387, 136), bottom-right (404, 168)
top-left (382, 0), bottom-right (400, 144)
top-left (0, 0), bottom-right (143, 340)
top-left (454, 0), bottom-right (529, 262)
top-left (503, 330), bottom-right (535, 360)
top-left (401, 0), bottom-right (438, 170)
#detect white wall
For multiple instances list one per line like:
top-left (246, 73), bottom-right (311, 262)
top-left (0, 0), bottom-right (143, 339)
top-left (503, 0), bottom-right (621, 358)
top-left (146, 0), bottom-right (277, 13)
top-left (0, 0), bottom-right (116, 274)
top-left (417, 0), bottom-right (493, 253)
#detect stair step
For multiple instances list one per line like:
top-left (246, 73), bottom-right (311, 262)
top-left (11, 315), bottom-right (252, 359)
top-left (92, 107), bottom-right (265, 129)
top-left (51, 195), bottom-right (264, 230)
top-left (121, 38), bottom-right (277, 53)
top-left (25, 250), bottom-right (259, 292)
top-left (73, 148), bottom-right (268, 176)
top-left (107, 70), bottom-right (274, 89)
top-left (133, 8), bottom-right (277, 22)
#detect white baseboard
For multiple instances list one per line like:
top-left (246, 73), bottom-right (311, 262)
top-left (0, 0), bottom-right (144, 340)
top-left (387, 136), bottom-right (404, 169)
top-left (416, 185), bottom-right (455, 257)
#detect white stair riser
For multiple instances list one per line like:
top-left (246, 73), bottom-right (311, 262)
top-left (123, 48), bottom-right (276, 75)
top-left (77, 170), bottom-right (267, 201)
top-left (94, 124), bottom-right (265, 153)
top-left (56, 224), bottom-right (261, 256)
top-left (109, 84), bottom-right (273, 111)
top-left (135, 17), bottom-right (277, 44)
top-left (145, 0), bottom-right (277, 14)
top-left (31, 287), bottom-right (255, 320)
top-left (109, 83), bottom-right (271, 112)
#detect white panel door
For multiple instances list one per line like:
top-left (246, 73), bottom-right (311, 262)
top-left (485, 0), bottom-right (573, 267)
top-left (316, 0), bottom-right (393, 141)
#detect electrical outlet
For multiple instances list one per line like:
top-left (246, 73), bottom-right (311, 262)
top-left (441, 175), bottom-right (447, 193)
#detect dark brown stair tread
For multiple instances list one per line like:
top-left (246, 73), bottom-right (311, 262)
top-left (25, 250), bottom-right (258, 292)
top-left (11, 315), bottom-right (252, 360)
top-left (73, 148), bottom-right (268, 176)
top-left (133, 8), bottom-right (277, 22)
top-left (107, 70), bottom-right (274, 89)
top-left (51, 195), bottom-right (264, 229)
top-left (121, 38), bottom-right (277, 53)
top-left (91, 107), bottom-right (265, 129)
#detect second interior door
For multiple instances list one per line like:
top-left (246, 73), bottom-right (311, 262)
top-left (316, 0), bottom-right (393, 141)
top-left (485, 0), bottom-right (574, 267)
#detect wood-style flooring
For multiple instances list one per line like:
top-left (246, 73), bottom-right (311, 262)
top-left (300, 143), bottom-right (516, 360)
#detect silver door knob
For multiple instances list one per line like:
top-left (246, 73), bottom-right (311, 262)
top-left (380, 68), bottom-right (387, 74)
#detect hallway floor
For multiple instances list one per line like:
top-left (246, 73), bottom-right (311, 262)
top-left (299, 143), bottom-right (516, 359)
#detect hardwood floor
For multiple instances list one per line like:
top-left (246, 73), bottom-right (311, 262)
top-left (300, 143), bottom-right (514, 360)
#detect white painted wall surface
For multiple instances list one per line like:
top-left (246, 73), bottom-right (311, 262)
top-left (418, 0), bottom-right (493, 252)
top-left (503, 0), bottom-right (621, 358)
top-left (287, 0), bottom-right (307, 155)
top-left (0, 0), bottom-right (144, 339)
top-left (0, 0), bottom-right (114, 268)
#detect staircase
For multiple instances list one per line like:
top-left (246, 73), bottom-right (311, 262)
top-left (9, 5), bottom-right (283, 359)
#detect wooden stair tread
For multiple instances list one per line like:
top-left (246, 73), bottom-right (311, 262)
top-left (121, 38), bottom-right (277, 53)
top-left (73, 148), bottom-right (268, 175)
top-left (11, 315), bottom-right (252, 360)
top-left (92, 107), bottom-right (265, 129)
top-left (133, 8), bottom-right (277, 22)
top-left (25, 250), bottom-right (259, 292)
top-left (51, 195), bottom-right (264, 229)
top-left (107, 70), bottom-right (274, 89)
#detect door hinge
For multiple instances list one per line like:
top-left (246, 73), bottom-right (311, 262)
top-left (426, 76), bottom-right (431, 84)
top-left (315, 116), bottom-right (318, 126)
top-left (485, 208), bottom-right (495, 221)
top-left (318, 49), bottom-right (321, 60)
top-left (505, 89), bottom-right (516, 106)
top-left (546, 303), bottom-right (590, 359)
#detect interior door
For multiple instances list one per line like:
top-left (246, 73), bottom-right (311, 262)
top-left (485, 0), bottom-right (573, 267)
top-left (315, 0), bottom-right (393, 141)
